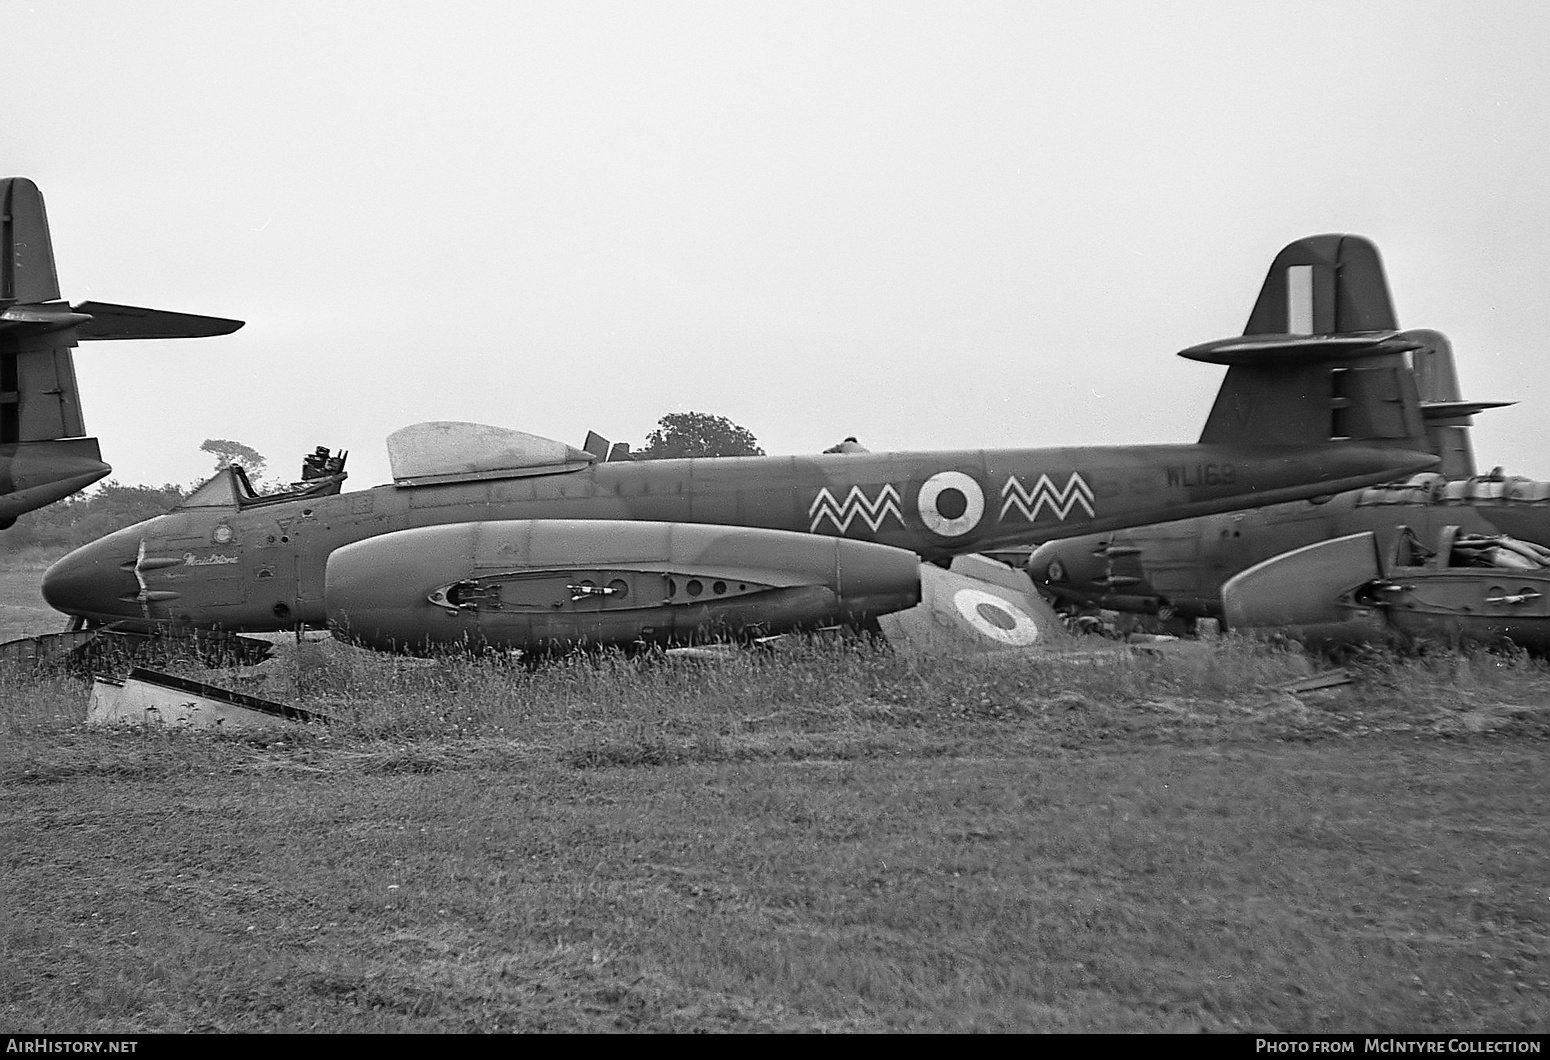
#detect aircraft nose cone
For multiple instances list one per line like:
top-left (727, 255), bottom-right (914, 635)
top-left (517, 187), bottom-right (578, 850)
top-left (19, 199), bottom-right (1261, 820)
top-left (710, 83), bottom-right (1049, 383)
top-left (42, 525), bottom-right (146, 622)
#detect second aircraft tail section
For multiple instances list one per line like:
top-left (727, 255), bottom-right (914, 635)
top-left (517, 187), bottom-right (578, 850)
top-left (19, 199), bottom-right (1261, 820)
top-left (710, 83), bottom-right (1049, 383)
top-left (0, 177), bottom-right (244, 525)
top-left (1405, 328), bottom-right (1513, 480)
top-left (1, 177), bottom-right (244, 450)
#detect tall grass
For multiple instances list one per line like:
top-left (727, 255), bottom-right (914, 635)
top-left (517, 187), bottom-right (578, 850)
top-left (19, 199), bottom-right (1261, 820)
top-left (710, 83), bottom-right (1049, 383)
top-left (4, 635), bottom-right (1547, 1032)
top-left (11, 633), bottom-right (1547, 757)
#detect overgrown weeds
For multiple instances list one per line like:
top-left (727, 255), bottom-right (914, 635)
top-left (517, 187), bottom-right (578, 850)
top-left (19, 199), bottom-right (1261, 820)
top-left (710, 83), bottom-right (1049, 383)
top-left (5, 635), bottom-right (1547, 1031)
top-left (9, 634), bottom-right (1550, 760)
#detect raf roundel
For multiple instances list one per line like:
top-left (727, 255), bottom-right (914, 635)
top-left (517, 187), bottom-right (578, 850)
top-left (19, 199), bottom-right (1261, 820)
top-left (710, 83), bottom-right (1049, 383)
top-left (917, 471), bottom-right (984, 537)
top-left (951, 588), bottom-right (1042, 647)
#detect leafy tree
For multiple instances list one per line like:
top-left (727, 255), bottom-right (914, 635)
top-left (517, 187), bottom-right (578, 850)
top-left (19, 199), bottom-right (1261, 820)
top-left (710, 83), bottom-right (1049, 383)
top-left (636, 412), bottom-right (764, 460)
top-left (7, 481), bottom-right (189, 549)
top-left (200, 438), bottom-right (267, 483)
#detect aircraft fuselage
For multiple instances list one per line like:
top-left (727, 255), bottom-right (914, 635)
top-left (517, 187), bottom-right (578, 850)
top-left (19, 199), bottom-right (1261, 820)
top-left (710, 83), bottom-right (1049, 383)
top-left (43, 440), bottom-right (1436, 634)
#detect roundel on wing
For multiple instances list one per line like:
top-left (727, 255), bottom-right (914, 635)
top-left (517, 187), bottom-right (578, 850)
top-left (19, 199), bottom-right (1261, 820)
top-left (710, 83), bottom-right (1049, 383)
top-left (950, 588), bottom-right (1042, 646)
top-left (917, 471), bottom-right (984, 537)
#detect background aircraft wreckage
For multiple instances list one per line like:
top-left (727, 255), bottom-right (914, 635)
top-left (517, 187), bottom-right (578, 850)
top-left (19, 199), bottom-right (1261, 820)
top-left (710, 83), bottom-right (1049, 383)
top-left (40, 235), bottom-right (1445, 659)
top-left (0, 178), bottom-right (243, 529)
top-left (1030, 234), bottom-right (1550, 652)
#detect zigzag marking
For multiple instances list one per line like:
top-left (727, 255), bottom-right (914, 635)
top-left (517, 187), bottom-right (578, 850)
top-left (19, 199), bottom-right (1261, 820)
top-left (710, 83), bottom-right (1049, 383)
top-left (999, 472), bottom-right (1096, 522)
top-left (808, 483), bottom-right (905, 534)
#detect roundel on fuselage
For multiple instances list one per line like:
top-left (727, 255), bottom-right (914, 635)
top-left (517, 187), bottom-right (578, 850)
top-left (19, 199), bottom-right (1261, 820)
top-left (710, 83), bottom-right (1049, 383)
top-left (917, 471), bottom-right (984, 538)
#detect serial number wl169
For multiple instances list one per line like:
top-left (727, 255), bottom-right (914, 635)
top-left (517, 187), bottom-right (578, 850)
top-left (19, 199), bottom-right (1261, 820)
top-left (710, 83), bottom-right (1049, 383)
top-left (1166, 463), bottom-right (1238, 488)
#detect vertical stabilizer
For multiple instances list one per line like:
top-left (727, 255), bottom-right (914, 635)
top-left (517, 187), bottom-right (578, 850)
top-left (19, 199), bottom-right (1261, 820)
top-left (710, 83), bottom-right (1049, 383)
top-left (1185, 235), bottom-right (1428, 456)
top-left (1243, 233), bottom-right (1397, 337)
top-left (1409, 329), bottom-right (1473, 478)
top-left (1, 177), bottom-right (61, 305)
top-left (1404, 328), bottom-right (1513, 480)
top-left (1410, 329), bottom-right (1463, 404)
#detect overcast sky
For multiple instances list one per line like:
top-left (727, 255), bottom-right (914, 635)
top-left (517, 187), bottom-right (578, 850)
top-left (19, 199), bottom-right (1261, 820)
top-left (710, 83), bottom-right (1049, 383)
top-left (10, 1), bottom-right (1549, 489)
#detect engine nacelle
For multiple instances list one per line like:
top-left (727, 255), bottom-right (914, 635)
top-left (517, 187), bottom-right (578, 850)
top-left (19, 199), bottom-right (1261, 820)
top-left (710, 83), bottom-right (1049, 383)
top-left (324, 519), bottom-right (922, 654)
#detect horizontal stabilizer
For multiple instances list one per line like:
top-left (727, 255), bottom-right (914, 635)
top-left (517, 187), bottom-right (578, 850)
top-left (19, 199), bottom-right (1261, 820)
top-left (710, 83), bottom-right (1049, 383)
top-left (1421, 400), bottom-right (1514, 421)
top-left (73, 301), bottom-right (244, 340)
top-left (1179, 332), bottom-right (1420, 366)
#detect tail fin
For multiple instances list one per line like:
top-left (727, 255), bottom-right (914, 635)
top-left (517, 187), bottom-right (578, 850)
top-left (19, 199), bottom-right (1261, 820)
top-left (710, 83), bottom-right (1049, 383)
top-left (1185, 234), bottom-right (1429, 454)
top-left (1, 177), bottom-right (61, 305)
top-left (2, 178), bottom-right (87, 444)
top-left (1405, 328), bottom-right (1513, 479)
top-left (1242, 233), bottom-right (1397, 336)
top-left (0, 177), bottom-right (243, 525)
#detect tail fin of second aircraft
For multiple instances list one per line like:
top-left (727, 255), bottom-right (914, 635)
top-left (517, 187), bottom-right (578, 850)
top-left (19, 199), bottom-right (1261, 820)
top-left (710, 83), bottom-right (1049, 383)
top-left (1185, 234), bottom-right (1430, 455)
top-left (1405, 328), bottom-right (1513, 479)
top-left (1, 177), bottom-right (244, 450)
top-left (1, 177), bottom-right (61, 305)
top-left (3, 178), bottom-right (88, 444)
top-left (0, 177), bottom-right (243, 526)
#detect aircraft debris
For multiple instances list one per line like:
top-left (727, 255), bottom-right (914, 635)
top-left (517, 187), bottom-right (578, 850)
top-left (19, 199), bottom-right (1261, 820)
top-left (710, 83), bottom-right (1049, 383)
top-left (86, 666), bottom-right (325, 728)
top-left (1224, 526), bottom-right (1550, 654)
top-left (0, 627), bottom-right (272, 672)
top-left (1275, 669), bottom-right (1353, 695)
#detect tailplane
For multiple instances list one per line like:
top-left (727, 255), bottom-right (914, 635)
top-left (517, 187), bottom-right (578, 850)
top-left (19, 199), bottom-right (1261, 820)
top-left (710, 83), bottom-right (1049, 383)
top-left (1186, 234), bottom-right (1430, 455)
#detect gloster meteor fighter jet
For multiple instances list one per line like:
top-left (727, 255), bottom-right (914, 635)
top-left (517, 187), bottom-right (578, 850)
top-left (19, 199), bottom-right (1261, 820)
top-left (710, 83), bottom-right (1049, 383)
top-left (42, 234), bottom-right (1442, 657)
top-left (0, 178), bottom-right (243, 529)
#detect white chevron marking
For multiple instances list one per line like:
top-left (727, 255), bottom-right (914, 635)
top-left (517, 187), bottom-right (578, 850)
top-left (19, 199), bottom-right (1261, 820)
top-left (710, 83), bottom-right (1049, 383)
top-left (808, 484), bottom-right (905, 534)
top-left (999, 472), bottom-right (1096, 522)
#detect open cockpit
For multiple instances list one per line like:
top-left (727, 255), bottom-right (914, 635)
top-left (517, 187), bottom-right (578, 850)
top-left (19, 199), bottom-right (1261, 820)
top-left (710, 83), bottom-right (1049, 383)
top-left (177, 446), bottom-right (349, 510)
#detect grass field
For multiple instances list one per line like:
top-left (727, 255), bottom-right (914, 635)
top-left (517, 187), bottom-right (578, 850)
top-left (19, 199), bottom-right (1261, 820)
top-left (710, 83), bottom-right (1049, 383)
top-left (2, 554), bottom-right (1548, 1032)
top-left (0, 546), bottom-right (65, 645)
